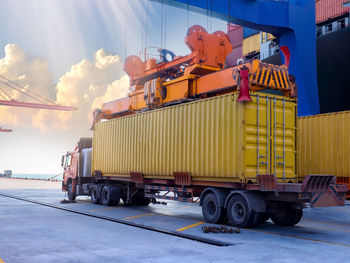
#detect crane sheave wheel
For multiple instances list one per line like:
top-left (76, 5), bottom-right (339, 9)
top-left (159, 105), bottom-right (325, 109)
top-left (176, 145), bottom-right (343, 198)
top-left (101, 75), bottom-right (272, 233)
top-left (202, 193), bottom-right (225, 224)
top-left (90, 185), bottom-right (100, 204)
top-left (67, 181), bottom-right (76, 201)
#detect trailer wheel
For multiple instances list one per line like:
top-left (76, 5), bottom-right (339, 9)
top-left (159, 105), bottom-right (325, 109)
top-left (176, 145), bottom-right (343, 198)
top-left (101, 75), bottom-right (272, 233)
top-left (271, 205), bottom-right (302, 226)
top-left (90, 185), bottom-right (100, 204)
top-left (110, 186), bottom-right (122, 206)
top-left (101, 185), bottom-right (112, 206)
top-left (227, 194), bottom-right (253, 228)
top-left (287, 208), bottom-right (303, 226)
top-left (202, 193), bottom-right (225, 223)
top-left (259, 213), bottom-right (270, 224)
top-left (131, 190), bottom-right (151, 206)
top-left (67, 180), bottom-right (76, 201)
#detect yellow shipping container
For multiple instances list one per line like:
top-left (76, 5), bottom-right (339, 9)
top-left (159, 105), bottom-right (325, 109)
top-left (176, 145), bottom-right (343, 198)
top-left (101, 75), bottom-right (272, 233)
top-left (242, 33), bottom-right (260, 56)
top-left (92, 93), bottom-right (297, 183)
top-left (298, 111), bottom-right (350, 180)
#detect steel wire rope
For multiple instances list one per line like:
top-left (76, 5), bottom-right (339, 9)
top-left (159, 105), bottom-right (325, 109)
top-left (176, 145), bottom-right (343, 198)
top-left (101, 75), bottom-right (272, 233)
top-left (141, 0), bottom-right (144, 59)
top-left (210, 0), bottom-right (213, 32)
top-left (163, 4), bottom-right (167, 49)
top-left (206, 0), bottom-right (209, 31)
top-left (145, 0), bottom-right (149, 59)
top-left (0, 86), bottom-right (11, 100)
top-left (228, 0), bottom-right (231, 26)
top-left (0, 75), bottom-right (56, 104)
top-left (124, 10), bottom-right (128, 59)
top-left (0, 79), bottom-right (51, 105)
top-left (187, 0), bottom-right (190, 29)
top-left (161, 0), bottom-right (164, 49)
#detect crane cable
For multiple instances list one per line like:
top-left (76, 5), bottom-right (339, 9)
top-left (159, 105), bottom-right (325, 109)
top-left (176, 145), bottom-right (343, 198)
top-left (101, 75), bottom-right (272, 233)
top-left (228, 0), bottom-right (231, 25)
top-left (124, 10), bottom-right (128, 59)
top-left (0, 75), bottom-right (56, 105)
top-left (161, 0), bottom-right (164, 49)
top-left (145, 0), bottom-right (149, 59)
top-left (210, 0), bottom-right (213, 32)
top-left (0, 86), bottom-right (11, 100)
top-left (187, 0), bottom-right (190, 29)
top-left (141, 0), bottom-right (144, 59)
top-left (206, 0), bottom-right (209, 31)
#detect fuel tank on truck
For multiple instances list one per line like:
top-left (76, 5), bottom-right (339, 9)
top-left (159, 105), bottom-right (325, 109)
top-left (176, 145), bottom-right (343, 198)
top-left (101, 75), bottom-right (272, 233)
top-left (92, 92), bottom-right (297, 184)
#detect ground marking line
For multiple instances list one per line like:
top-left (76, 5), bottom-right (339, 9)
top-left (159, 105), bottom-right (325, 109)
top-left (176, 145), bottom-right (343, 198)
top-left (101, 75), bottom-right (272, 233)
top-left (89, 207), bottom-right (118, 212)
top-left (0, 193), bottom-right (232, 247)
top-left (303, 218), bottom-right (350, 228)
top-left (124, 213), bottom-right (154, 220)
top-left (247, 228), bottom-right (350, 248)
top-left (177, 221), bottom-right (204, 232)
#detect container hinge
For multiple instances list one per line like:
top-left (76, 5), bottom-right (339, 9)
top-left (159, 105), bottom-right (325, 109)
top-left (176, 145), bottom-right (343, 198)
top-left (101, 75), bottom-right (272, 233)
top-left (260, 162), bottom-right (268, 165)
top-left (277, 162), bottom-right (285, 166)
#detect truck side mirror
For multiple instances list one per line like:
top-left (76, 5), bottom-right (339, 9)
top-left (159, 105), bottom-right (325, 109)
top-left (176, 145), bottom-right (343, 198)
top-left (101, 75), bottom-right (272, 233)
top-left (61, 155), bottom-right (65, 167)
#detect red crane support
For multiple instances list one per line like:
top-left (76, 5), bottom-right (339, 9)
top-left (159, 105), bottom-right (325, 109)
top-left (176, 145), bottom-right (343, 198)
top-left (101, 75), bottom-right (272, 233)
top-left (0, 127), bottom-right (12, 132)
top-left (0, 75), bottom-right (77, 111)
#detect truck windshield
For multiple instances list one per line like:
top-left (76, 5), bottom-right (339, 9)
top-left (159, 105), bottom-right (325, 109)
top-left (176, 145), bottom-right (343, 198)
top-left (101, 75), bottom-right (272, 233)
top-left (65, 155), bottom-right (72, 169)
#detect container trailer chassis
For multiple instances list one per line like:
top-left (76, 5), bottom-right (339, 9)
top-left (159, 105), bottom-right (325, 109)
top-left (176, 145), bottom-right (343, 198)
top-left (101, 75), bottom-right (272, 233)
top-left (62, 155), bottom-right (347, 228)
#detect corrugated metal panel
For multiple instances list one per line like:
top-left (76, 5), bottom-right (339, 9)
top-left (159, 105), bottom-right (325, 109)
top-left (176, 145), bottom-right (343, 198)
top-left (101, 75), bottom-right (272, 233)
top-left (92, 93), bottom-right (297, 183)
top-left (226, 46), bottom-right (243, 67)
top-left (243, 27), bottom-right (260, 39)
top-left (316, 0), bottom-right (349, 24)
top-left (242, 34), bottom-right (260, 56)
top-left (298, 111), bottom-right (350, 179)
top-left (227, 26), bottom-right (243, 48)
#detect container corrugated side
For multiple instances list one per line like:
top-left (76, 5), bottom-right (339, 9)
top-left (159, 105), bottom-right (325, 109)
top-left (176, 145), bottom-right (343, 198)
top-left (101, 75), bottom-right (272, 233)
top-left (92, 93), bottom-right (296, 183)
top-left (242, 34), bottom-right (260, 56)
top-left (316, 0), bottom-right (349, 24)
top-left (298, 111), bottom-right (350, 179)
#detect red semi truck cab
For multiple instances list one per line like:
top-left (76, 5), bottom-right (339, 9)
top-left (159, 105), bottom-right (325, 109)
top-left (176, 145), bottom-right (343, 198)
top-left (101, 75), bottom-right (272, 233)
top-left (61, 138), bottom-right (92, 201)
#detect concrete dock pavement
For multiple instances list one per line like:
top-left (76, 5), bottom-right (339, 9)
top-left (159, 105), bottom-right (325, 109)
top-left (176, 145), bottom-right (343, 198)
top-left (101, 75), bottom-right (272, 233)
top-left (1, 178), bottom-right (350, 263)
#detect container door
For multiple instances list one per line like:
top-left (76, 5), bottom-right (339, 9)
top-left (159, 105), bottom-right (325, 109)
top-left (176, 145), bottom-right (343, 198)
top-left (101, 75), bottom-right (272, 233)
top-left (270, 97), bottom-right (297, 181)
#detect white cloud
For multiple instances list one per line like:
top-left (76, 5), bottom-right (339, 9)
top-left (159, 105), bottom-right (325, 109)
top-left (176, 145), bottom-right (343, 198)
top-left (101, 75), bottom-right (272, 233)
top-left (0, 44), bottom-right (129, 133)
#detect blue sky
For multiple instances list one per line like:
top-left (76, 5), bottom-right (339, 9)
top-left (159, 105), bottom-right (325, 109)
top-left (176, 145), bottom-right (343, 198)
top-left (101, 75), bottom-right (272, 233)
top-left (0, 0), bottom-right (226, 81)
top-left (0, 0), bottom-right (227, 173)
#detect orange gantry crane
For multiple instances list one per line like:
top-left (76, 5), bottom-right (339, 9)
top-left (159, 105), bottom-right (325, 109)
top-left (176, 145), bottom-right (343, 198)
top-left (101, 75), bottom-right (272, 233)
top-left (0, 74), bottom-right (77, 132)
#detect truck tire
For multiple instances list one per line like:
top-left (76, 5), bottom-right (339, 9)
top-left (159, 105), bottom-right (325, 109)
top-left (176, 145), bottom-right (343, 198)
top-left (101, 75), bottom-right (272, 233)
top-left (227, 194), bottom-right (254, 228)
top-left (100, 185), bottom-right (112, 206)
top-left (287, 208), bottom-right (303, 226)
top-left (202, 193), bottom-right (225, 224)
top-left (90, 185), bottom-right (100, 204)
top-left (131, 190), bottom-right (151, 206)
top-left (271, 205), bottom-right (302, 226)
top-left (67, 181), bottom-right (76, 201)
top-left (110, 185), bottom-right (121, 206)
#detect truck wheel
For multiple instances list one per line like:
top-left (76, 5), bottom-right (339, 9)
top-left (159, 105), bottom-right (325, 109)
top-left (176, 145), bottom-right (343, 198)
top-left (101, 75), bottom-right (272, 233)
top-left (67, 181), bottom-right (76, 201)
top-left (271, 205), bottom-right (301, 226)
top-left (227, 195), bottom-right (254, 228)
top-left (110, 186), bottom-right (121, 206)
top-left (287, 208), bottom-right (303, 226)
top-left (133, 198), bottom-right (151, 206)
top-left (259, 213), bottom-right (270, 224)
top-left (202, 193), bottom-right (225, 224)
top-left (101, 185), bottom-right (112, 206)
top-left (90, 185), bottom-right (100, 204)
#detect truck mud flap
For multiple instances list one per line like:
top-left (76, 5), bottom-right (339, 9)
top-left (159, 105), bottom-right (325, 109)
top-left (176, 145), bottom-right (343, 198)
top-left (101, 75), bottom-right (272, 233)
top-left (311, 185), bottom-right (348, 207)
